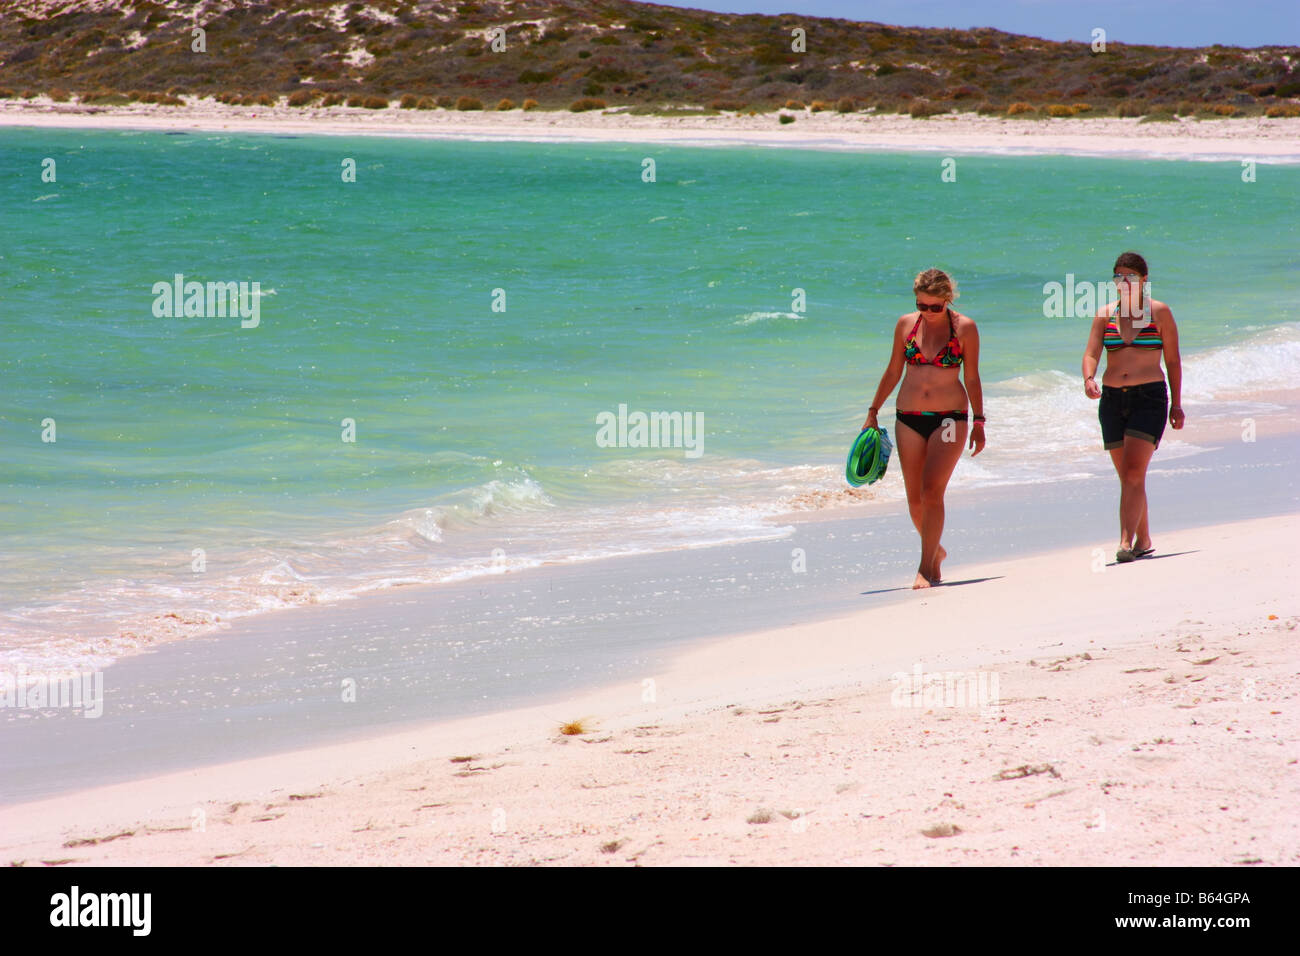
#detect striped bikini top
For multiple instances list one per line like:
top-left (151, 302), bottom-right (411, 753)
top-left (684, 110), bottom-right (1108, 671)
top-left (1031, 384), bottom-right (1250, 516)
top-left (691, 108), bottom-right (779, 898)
top-left (903, 308), bottom-right (962, 368)
top-left (1103, 300), bottom-right (1162, 351)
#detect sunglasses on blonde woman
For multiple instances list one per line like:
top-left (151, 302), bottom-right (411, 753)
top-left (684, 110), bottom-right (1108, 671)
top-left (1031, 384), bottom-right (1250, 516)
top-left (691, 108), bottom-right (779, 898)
top-left (915, 301), bottom-right (946, 313)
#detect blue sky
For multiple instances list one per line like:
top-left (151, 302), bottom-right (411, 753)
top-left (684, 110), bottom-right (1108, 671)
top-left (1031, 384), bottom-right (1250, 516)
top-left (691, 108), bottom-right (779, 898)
top-left (656, 1), bottom-right (1300, 48)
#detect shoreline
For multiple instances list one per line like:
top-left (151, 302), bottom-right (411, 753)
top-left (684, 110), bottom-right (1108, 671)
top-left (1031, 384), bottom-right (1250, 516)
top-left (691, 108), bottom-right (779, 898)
top-left (3, 511), bottom-right (1295, 865)
top-left (4, 100), bottom-right (1300, 161)
top-left (3, 383), bottom-right (1298, 686)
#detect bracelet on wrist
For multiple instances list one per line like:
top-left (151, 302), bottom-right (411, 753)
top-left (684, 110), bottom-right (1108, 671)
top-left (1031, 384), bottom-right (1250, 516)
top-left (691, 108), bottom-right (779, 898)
top-left (972, 416), bottom-right (986, 423)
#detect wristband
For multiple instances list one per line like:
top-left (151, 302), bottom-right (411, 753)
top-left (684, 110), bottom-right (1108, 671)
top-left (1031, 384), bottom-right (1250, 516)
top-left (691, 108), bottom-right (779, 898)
top-left (972, 415), bottom-right (986, 423)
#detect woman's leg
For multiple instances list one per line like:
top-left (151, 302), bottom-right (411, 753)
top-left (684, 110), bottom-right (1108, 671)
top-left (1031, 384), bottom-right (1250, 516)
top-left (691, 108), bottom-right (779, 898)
top-left (914, 421), bottom-right (968, 588)
top-left (895, 418), bottom-right (928, 542)
top-left (1115, 436), bottom-right (1157, 550)
top-left (1107, 448), bottom-right (1152, 550)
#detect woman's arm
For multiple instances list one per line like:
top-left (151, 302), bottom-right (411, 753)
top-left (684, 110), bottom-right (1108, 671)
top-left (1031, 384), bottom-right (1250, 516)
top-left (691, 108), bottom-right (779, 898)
top-left (864, 317), bottom-right (907, 428)
top-left (960, 320), bottom-right (985, 455)
top-left (1082, 312), bottom-right (1106, 398)
top-left (1159, 302), bottom-right (1184, 429)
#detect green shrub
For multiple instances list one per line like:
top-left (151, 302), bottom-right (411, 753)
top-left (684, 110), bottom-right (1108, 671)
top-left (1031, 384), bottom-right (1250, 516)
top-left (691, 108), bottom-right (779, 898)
top-left (836, 96), bottom-right (856, 112)
top-left (784, 99), bottom-right (804, 110)
top-left (82, 90), bottom-right (131, 105)
top-left (809, 99), bottom-right (828, 112)
top-left (415, 96), bottom-right (436, 109)
top-left (1006, 102), bottom-right (1035, 115)
top-left (49, 87), bottom-right (70, 102)
top-left (345, 95), bottom-right (365, 107)
top-left (522, 98), bottom-right (539, 110)
top-left (709, 99), bottom-right (746, 111)
top-left (1175, 101), bottom-right (1197, 116)
top-left (0, 89), bottom-right (14, 99)
top-left (287, 89), bottom-right (317, 107)
top-left (1046, 104), bottom-right (1074, 117)
top-left (779, 113), bottom-right (795, 124)
top-left (399, 93), bottom-right (419, 109)
top-left (455, 96), bottom-right (483, 110)
top-left (362, 96), bottom-right (388, 109)
top-left (321, 92), bottom-right (345, 106)
top-left (1116, 100), bottom-right (1147, 117)
top-left (1071, 102), bottom-right (1093, 113)
top-left (568, 97), bottom-right (606, 111)
top-left (496, 98), bottom-right (514, 110)
top-left (909, 99), bottom-right (945, 117)
top-left (1138, 110), bottom-right (1177, 122)
top-left (975, 101), bottom-right (1000, 114)
top-left (1265, 103), bottom-right (1300, 117)
top-left (436, 96), bottom-right (455, 108)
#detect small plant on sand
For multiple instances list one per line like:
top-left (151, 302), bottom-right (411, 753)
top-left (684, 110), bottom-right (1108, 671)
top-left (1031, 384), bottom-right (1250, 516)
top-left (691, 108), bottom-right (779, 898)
top-left (559, 718), bottom-right (589, 735)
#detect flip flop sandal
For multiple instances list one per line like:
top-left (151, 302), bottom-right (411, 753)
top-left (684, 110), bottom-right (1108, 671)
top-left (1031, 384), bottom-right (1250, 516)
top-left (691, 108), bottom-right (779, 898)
top-left (1116, 548), bottom-right (1136, 563)
top-left (1133, 546), bottom-right (1155, 558)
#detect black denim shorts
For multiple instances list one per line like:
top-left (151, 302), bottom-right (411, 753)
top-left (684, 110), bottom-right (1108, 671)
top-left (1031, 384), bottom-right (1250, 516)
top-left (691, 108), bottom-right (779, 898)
top-left (1099, 380), bottom-right (1168, 450)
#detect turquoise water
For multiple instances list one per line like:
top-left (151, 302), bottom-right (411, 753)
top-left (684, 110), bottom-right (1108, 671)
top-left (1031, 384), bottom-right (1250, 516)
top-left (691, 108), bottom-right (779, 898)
top-left (3, 127), bottom-right (1298, 667)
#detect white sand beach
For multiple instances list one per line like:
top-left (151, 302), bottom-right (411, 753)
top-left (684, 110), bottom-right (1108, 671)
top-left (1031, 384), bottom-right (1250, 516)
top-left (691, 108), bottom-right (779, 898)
top-left (4, 95), bottom-right (1298, 867)
top-left (3, 98), bottom-right (1300, 160)
top-left (3, 512), bottom-right (1295, 867)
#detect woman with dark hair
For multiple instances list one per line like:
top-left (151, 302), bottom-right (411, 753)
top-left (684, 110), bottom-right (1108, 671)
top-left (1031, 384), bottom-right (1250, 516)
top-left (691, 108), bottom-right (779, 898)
top-left (865, 268), bottom-right (985, 589)
top-left (1082, 251), bottom-right (1185, 562)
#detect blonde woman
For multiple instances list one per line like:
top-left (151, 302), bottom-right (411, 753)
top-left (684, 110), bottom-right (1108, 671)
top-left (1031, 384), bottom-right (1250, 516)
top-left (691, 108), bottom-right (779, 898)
top-left (865, 269), bottom-right (985, 588)
top-left (1082, 251), bottom-right (1184, 562)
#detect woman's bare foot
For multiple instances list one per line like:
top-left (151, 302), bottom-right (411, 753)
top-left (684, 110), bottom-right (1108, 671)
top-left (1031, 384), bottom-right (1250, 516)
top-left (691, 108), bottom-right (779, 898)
top-left (932, 545), bottom-right (947, 583)
top-left (912, 570), bottom-right (933, 589)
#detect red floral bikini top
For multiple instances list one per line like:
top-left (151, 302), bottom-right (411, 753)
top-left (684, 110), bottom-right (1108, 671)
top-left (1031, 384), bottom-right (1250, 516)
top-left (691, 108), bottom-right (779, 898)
top-left (903, 308), bottom-right (962, 368)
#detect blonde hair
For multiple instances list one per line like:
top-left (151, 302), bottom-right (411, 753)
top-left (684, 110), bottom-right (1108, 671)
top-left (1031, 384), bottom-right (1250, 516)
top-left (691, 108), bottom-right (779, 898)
top-left (913, 268), bottom-right (958, 302)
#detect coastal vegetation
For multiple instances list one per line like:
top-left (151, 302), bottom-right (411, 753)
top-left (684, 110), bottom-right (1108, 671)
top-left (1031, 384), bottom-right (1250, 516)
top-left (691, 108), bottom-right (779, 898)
top-left (0, 0), bottom-right (1295, 118)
